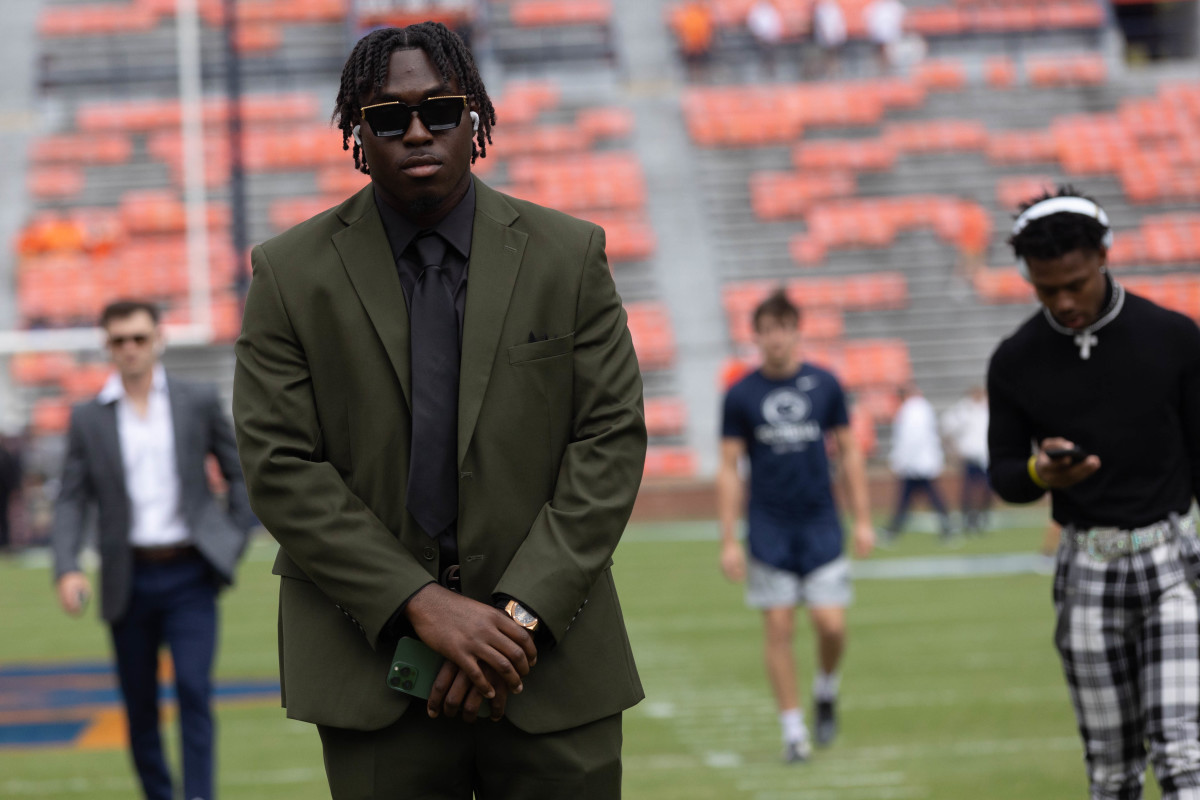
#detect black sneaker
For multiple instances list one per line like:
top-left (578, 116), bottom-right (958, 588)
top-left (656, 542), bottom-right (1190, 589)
top-left (783, 738), bottom-right (812, 764)
top-left (814, 698), bottom-right (837, 747)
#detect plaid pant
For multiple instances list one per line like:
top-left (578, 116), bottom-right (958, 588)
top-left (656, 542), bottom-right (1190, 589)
top-left (1053, 519), bottom-right (1200, 800)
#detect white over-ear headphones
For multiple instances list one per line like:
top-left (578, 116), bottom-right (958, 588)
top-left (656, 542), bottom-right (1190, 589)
top-left (1012, 196), bottom-right (1114, 280)
top-left (470, 110), bottom-right (480, 132)
top-left (352, 124), bottom-right (362, 146)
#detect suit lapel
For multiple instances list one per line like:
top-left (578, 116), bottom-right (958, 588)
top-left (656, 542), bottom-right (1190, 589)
top-left (332, 186), bottom-right (412, 408)
top-left (96, 401), bottom-right (126, 498)
top-left (166, 378), bottom-right (190, 508)
top-left (459, 180), bottom-right (526, 466)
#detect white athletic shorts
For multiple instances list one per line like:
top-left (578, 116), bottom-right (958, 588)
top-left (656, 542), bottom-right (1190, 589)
top-left (746, 555), bottom-right (853, 609)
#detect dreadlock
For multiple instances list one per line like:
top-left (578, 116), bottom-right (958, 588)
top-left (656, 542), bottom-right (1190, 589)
top-left (1008, 184), bottom-right (1110, 263)
top-left (332, 23), bottom-right (496, 175)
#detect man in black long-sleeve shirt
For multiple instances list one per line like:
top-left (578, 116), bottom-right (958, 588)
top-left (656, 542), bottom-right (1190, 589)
top-left (988, 186), bottom-right (1200, 800)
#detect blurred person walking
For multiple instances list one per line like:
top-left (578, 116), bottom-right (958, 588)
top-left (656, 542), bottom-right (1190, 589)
top-left (718, 289), bottom-right (874, 763)
top-left (51, 300), bottom-right (257, 800)
top-left (989, 186), bottom-right (1200, 799)
top-left (864, 0), bottom-right (905, 73)
top-left (883, 384), bottom-right (952, 541)
top-left (809, 0), bottom-right (847, 77)
top-left (941, 386), bottom-right (991, 534)
top-left (233, 23), bottom-right (646, 799)
top-left (747, 0), bottom-right (784, 77)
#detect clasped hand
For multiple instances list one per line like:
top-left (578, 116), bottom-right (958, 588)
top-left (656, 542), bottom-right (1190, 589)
top-left (404, 584), bottom-right (537, 723)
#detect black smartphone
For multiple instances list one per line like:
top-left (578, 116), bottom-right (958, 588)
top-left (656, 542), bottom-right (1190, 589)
top-left (1045, 446), bottom-right (1088, 465)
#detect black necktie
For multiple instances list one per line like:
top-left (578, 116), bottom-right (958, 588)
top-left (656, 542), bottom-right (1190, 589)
top-left (406, 232), bottom-right (458, 539)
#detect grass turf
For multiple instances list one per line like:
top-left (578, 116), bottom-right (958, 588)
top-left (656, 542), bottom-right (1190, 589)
top-left (0, 523), bottom-right (1160, 799)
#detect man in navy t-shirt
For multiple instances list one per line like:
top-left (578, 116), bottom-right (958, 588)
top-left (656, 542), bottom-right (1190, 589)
top-left (718, 289), bottom-right (875, 763)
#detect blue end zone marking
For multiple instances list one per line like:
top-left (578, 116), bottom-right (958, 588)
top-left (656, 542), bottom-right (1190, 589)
top-left (0, 720), bottom-right (90, 747)
top-left (0, 661), bottom-right (281, 750)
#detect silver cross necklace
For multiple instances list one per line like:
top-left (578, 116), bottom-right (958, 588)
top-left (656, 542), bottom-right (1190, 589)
top-left (1041, 277), bottom-right (1125, 361)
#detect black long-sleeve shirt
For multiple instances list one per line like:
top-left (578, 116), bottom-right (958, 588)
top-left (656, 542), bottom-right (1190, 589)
top-left (987, 287), bottom-right (1200, 529)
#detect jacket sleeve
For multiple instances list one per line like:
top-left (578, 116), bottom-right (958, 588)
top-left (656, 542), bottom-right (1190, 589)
top-left (50, 407), bottom-right (94, 580)
top-left (1180, 320), bottom-right (1200, 506)
top-left (986, 347), bottom-right (1046, 504)
top-left (492, 226), bottom-right (648, 643)
top-left (205, 387), bottom-right (259, 536)
top-left (233, 245), bottom-right (433, 651)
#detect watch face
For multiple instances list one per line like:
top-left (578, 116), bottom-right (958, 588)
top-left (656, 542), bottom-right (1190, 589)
top-left (509, 602), bottom-right (538, 628)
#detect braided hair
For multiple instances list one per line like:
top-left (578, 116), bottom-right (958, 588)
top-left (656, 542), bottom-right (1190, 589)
top-left (1008, 184), bottom-right (1110, 263)
top-left (332, 23), bottom-right (496, 174)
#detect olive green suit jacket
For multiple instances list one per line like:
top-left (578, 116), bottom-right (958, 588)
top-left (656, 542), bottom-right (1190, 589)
top-left (233, 177), bottom-right (646, 734)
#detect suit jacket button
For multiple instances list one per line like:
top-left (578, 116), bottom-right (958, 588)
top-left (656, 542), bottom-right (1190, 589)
top-left (422, 547), bottom-right (436, 561)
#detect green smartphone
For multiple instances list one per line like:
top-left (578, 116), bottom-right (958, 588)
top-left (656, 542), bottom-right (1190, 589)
top-left (388, 636), bottom-right (443, 698)
top-left (387, 637), bottom-right (491, 716)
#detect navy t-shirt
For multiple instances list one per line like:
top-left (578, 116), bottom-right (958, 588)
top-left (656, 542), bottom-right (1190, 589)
top-left (721, 363), bottom-right (850, 575)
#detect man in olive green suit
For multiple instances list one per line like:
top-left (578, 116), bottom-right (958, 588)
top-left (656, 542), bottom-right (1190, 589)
top-left (232, 22), bottom-right (646, 799)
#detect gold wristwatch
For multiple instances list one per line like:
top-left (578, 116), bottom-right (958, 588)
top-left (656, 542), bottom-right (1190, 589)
top-left (504, 599), bottom-right (540, 632)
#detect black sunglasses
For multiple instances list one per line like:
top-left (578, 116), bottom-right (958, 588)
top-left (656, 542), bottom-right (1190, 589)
top-left (108, 334), bottom-right (151, 348)
top-left (360, 95), bottom-right (468, 137)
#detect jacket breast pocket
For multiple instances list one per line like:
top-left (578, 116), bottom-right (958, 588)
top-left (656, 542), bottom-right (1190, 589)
top-left (508, 333), bottom-right (574, 365)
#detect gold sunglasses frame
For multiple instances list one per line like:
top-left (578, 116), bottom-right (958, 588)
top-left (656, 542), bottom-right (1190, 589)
top-left (359, 95), bottom-right (469, 135)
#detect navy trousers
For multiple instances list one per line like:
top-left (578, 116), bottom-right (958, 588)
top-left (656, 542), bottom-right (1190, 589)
top-left (110, 554), bottom-right (218, 800)
top-left (887, 477), bottom-right (952, 536)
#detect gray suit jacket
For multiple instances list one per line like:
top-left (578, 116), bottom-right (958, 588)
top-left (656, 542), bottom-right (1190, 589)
top-left (51, 375), bottom-right (258, 622)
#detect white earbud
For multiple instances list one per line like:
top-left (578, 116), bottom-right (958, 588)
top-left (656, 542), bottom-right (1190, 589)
top-left (352, 124), bottom-right (362, 146)
top-left (470, 111), bottom-right (480, 132)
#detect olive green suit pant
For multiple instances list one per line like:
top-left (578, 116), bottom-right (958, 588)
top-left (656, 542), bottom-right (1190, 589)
top-left (318, 708), bottom-right (622, 799)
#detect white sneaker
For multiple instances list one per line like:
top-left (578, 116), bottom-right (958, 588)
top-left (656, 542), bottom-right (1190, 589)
top-left (783, 737), bottom-right (812, 763)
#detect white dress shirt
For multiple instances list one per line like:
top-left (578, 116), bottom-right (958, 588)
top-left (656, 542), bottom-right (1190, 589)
top-left (889, 395), bottom-right (945, 478)
top-left (98, 365), bottom-right (189, 547)
top-left (941, 397), bottom-right (990, 467)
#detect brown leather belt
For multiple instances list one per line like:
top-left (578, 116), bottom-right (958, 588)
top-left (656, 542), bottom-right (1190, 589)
top-left (132, 544), bottom-right (199, 563)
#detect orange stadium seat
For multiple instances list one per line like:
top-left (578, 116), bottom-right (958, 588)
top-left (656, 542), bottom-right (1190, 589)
top-left (61, 364), bottom-right (113, 400)
top-left (792, 139), bottom-right (897, 172)
top-left (749, 172), bottom-right (856, 220)
top-left (27, 167), bottom-right (86, 200)
top-left (576, 213), bottom-right (656, 262)
top-left (1039, 2), bottom-right (1105, 28)
top-left (625, 302), bottom-right (676, 370)
top-left (316, 167), bottom-right (372, 196)
top-left (38, 3), bottom-right (158, 37)
top-left (985, 57), bottom-right (1016, 89)
top-left (1124, 275), bottom-right (1200, 320)
top-left (973, 268), bottom-right (1034, 304)
top-left (509, 0), bottom-right (613, 26)
top-left (10, 353), bottom-right (76, 387)
top-left (642, 447), bottom-right (697, 479)
top-left (32, 134), bottom-right (133, 165)
top-left (839, 340), bottom-right (912, 387)
top-left (996, 176), bottom-right (1056, 209)
top-left (986, 130), bottom-right (1059, 164)
top-left (235, 23), bottom-right (283, 53)
top-left (268, 196), bottom-right (345, 232)
top-left (882, 120), bottom-right (988, 153)
top-left (906, 6), bottom-right (966, 35)
top-left (576, 107), bottom-right (635, 140)
top-left (1027, 54), bottom-right (1107, 88)
top-left (913, 60), bottom-right (968, 92)
top-left (32, 398), bottom-right (73, 435)
top-left (643, 397), bottom-right (687, 438)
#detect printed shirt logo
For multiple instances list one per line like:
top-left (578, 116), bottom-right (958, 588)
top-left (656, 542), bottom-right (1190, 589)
top-left (756, 387), bottom-right (822, 452)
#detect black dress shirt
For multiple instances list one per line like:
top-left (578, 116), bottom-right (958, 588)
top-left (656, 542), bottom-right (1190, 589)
top-left (375, 179), bottom-right (476, 341)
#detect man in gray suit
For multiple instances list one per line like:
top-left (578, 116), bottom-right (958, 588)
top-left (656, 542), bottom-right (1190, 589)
top-left (52, 299), bottom-right (257, 800)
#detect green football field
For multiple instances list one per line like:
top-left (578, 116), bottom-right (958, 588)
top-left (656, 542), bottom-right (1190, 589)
top-left (0, 521), bottom-right (1164, 799)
